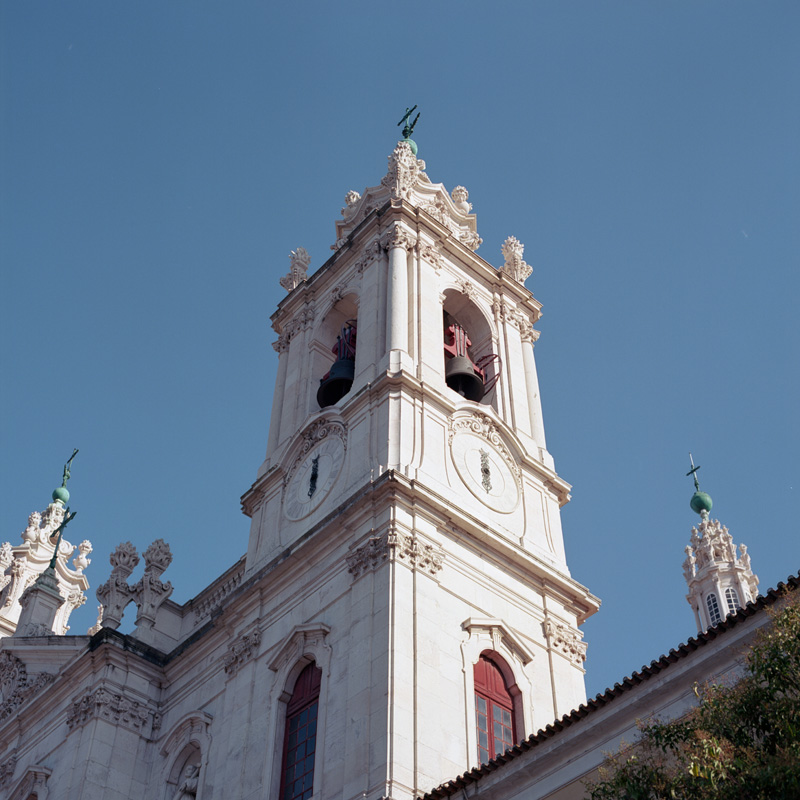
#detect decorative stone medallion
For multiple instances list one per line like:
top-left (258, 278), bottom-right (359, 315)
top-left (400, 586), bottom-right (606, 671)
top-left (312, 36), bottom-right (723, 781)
top-left (451, 433), bottom-right (520, 513)
top-left (449, 413), bottom-right (521, 513)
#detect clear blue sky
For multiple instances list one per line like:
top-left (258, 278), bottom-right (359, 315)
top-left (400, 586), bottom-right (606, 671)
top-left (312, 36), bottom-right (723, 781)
top-left (2, 2), bottom-right (798, 702)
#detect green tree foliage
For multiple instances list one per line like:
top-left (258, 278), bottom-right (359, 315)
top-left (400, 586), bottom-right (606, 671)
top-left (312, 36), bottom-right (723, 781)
top-left (589, 589), bottom-right (800, 800)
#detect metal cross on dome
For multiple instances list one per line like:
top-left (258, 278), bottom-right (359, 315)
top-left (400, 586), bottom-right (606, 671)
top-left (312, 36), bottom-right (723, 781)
top-left (686, 453), bottom-right (702, 491)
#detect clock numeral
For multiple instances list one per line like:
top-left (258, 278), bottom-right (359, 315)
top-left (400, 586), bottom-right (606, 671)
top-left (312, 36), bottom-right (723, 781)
top-left (480, 448), bottom-right (492, 493)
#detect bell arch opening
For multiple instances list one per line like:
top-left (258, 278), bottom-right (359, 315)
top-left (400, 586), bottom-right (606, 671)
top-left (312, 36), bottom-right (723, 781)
top-left (311, 294), bottom-right (359, 410)
top-left (442, 290), bottom-right (499, 408)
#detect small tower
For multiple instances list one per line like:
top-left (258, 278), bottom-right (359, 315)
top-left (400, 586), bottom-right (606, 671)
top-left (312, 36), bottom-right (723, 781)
top-left (682, 456), bottom-right (758, 633)
top-left (0, 450), bottom-right (92, 637)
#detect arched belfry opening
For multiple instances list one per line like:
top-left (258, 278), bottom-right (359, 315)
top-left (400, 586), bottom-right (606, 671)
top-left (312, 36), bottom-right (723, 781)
top-left (312, 294), bottom-right (359, 409)
top-left (442, 290), bottom-right (499, 406)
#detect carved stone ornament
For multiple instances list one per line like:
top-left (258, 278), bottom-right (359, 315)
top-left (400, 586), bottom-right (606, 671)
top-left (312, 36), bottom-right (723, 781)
top-left (95, 542), bottom-right (139, 629)
top-left (492, 299), bottom-right (539, 344)
top-left (500, 236), bottom-right (533, 283)
top-left (381, 141), bottom-right (428, 201)
top-left (0, 651), bottom-right (55, 722)
top-left (683, 517), bottom-right (759, 600)
top-left (66, 686), bottom-right (161, 737)
top-left (223, 627), bottom-right (262, 676)
top-left (5, 765), bottom-right (51, 800)
top-left (133, 539), bottom-right (174, 629)
top-left (341, 190), bottom-right (361, 220)
top-left (420, 195), bottom-right (450, 226)
top-left (457, 229), bottom-right (483, 252)
top-left (380, 222), bottom-right (417, 253)
top-left (96, 539), bottom-right (174, 631)
top-left (451, 186), bottom-right (472, 214)
top-left (280, 247), bottom-right (311, 292)
top-left (0, 501), bottom-right (92, 636)
top-left (448, 411), bottom-right (522, 491)
top-left (0, 754), bottom-right (16, 789)
top-left (284, 419), bottom-right (347, 487)
top-left (454, 277), bottom-right (476, 300)
top-left (272, 306), bottom-right (315, 354)
top-left (543, 619), bottom-right (587, 666)
top-left (346, 528), bottom-right (444, 579)
top-left (419, 242), bottom-right (443, 273)
top-left (172, 763), bottom-right (200, 799)
top-left (354, 239), bottom-right (383, 274)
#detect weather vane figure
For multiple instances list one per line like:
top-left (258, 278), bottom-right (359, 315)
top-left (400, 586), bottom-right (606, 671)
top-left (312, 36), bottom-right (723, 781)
top-left (397, 105), bottom-right (421, 155)
top-left (61, 448), bottom-right (79, 489)
top-left (398, 105), bottom-right (420, 140)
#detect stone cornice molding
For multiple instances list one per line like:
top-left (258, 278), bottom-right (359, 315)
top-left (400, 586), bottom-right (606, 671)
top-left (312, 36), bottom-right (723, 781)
top-left (461, 617), bottom-right (535, 666)
top-left (272, 305), bottom-right (315, 354)
top-left (543, 618), bottom-right (587, 666)
top-left (192, 560), bottom-right (246, 622)
top-left (346, 527), bottom-right (444, 580)
top-left (492, 298), bottom-right (540, 343)
top-left (66, 685), bottom-right (161, 738)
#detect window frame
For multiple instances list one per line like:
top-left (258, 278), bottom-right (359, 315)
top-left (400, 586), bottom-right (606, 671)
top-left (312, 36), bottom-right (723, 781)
top-left (473, 653), bottom-right (517, 764)
top-left (724, 587), bottom-right (741, 616)
top-left (706, 592), bottom-right (722, 626)
top-left (280, 662), bottom-right (322, 800)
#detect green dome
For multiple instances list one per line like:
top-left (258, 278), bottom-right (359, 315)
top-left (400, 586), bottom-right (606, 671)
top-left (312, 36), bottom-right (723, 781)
top-left (404, 138), bottom-right (418, 156)
top-left (690, 490), bottom-right (713, 515)
top-left (52, 486), bottom-right (70, 505)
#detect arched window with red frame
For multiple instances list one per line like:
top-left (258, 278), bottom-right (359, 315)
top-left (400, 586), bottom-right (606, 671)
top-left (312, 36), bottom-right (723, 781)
top-left (474, 652), bottom-right (517, 764)
top-left (280, 662), bottom-right (322, 800)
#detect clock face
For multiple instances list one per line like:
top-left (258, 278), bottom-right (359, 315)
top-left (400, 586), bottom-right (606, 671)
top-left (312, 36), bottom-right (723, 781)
top-left (284, 437), bottom-right (345, 521)
top-left (451, 433), bottom-right (520, 513)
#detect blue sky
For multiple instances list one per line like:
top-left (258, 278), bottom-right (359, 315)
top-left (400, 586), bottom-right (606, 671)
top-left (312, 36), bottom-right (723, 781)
top-left (2, 2), bottom-right (798, 702)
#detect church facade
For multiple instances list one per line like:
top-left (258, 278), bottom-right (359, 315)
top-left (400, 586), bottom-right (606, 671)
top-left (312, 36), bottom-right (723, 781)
top-left (0, 141), bottom-right (767, 800)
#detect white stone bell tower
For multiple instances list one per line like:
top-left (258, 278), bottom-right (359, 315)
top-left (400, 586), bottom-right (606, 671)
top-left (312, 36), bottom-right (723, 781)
top-left (240, 139), bottom-right (599, 800)
top-left (683, 457), bottom-right (759, 633)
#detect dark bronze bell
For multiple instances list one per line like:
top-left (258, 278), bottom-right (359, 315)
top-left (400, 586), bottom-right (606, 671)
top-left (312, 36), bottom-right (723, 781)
top-left (317, 357), bottom-right (355, 408)
top-left (445, 355), bottom-right (485, 402)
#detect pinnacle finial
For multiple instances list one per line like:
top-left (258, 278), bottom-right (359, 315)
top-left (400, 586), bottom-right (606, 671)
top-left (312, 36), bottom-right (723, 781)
top-left (52, 448), bottom-right (79, 505)
top-left (397, 105), bottom-right (420, 155)
top-left (687, 453), bottom-right (713, 516)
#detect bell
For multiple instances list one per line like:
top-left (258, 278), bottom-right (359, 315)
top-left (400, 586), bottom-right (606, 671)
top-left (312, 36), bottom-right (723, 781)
top-left (317, 357), bottom-right (355, 408)
top-left (445, 355), bottom-right (485, 402)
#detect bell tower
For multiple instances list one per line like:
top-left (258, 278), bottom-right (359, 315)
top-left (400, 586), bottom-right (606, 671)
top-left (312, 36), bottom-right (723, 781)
top-left (240, 137), bottom-right (599, 800)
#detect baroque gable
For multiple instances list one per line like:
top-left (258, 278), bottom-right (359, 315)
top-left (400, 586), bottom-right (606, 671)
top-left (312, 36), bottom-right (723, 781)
top-left (332, 142), bottom-right (482, 254)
